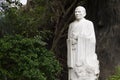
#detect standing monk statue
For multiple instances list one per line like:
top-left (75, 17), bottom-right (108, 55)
top-left (67, 6), bottom-right (99, 80)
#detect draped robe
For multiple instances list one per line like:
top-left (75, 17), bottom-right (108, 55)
top-left (67, 18), bottom-right (99, 80)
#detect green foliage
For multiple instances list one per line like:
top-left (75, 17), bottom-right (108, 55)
top-left (107, 67), bottom-right (120, 80)
top-left (0, 7), bottom-right (39, 36)
top-left (0, 0), bottom-right (52, 37)
top-left (0, 35), bottom-right (62, 80)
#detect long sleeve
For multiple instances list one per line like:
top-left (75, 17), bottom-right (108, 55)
top-left (68, 24), bottom-right (72, 39)
top-left (67, 23), bottom-right (74, 68)
top-left (89, 22), bottom-right (96, 44)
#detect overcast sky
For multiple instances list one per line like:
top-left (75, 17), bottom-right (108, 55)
top-left (19, 0), bottom-right (27, 5)
top-left (0, 0), bottom-right (27, 5)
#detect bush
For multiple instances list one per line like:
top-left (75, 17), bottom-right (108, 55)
top-left (0, 0), bottom-right (52, 37)
top-left (107, 67), bottom-right (120, 80)
top-left (0, 35), bottom-right (61, 80)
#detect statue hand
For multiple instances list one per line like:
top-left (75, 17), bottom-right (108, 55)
top-left (75, 66), bottom-right (85, 78)
top-left (72, 33), bottom-right (77, 38)
top-left (72, 39), bottom-right (77, 44)
top-left (86, 67), bottom-right (94, 74)
top-left (76, 61), bottom-right (83, 67)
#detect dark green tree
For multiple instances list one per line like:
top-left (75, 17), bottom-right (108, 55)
top-left (0, 35), bottom-right (61, 80)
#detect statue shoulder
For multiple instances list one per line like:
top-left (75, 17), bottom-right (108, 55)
top-left (69, 21), bottom-right (76, 27)
top-left (69, 21), bottom-right (75, 26)
top-left (84, 19), bottom-right (94, 26)
top-left (85, 19), bottom-right (93, 23)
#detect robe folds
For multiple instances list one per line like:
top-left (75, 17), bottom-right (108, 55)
top-left (67, 18), bottom-right (99, 80)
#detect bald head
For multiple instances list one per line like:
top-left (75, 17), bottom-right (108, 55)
top-left (75, 6), bottom-right (86, 20)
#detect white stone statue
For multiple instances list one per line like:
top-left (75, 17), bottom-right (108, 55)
top-left (67, 6), bottom-right (99, 80)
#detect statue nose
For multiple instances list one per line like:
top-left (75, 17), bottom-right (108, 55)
top-left (76, 13), bottom-right (80, 16)
top-left (76, 12), bottom-right (82, 15)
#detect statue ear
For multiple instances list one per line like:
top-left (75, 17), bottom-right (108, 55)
top-left (83, 11), bottom-right (86, 17)
top-left (82, 7), bottom-right (86, 17)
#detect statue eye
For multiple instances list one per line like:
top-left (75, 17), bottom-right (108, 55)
top-left (75, 11), bottom-right (78, 13)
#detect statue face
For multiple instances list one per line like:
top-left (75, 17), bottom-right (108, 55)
top-left (75, 6), bottom-right (86, 20)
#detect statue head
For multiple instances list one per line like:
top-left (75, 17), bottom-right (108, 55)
top-left (75, 6), bottom-right (86, 20)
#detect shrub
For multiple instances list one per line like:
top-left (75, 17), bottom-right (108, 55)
top-left (0, 35), bottom-right (61, 80)
top-left (107, 67), bottom-right (120, 80)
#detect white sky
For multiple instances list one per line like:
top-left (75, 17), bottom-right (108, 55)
top-left (19, 0), bottom-right (27, 5)
top-left (0, 0), bottom-right (27, 5)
